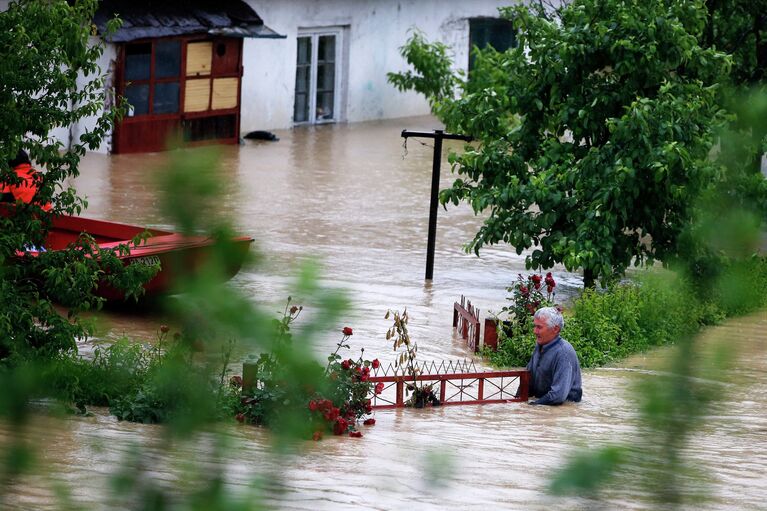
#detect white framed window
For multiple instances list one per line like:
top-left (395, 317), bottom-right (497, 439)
top-left (294, 28), bottom-right (344, 124)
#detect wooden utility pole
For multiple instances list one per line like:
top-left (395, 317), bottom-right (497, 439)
top-left (401, 129), bottom-right (472, 280)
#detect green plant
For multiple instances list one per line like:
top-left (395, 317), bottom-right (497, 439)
top-left (107, 330), bottom-right (198, 424)
top-left (40, 337), bottom-right (153, 415)
top-left (231, 305), bottom-right (377, 438)
top-left (488, 272), bottom-right (692, 368)
top-left (499, 273), bottom-right (557, 334)
top-left (385, 308), bottom-right (439, 408)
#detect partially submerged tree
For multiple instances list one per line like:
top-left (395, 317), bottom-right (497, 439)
top-left (0, 0), bottom-right (154, 362)
top-left (389, 0), bottom-right (736, 287)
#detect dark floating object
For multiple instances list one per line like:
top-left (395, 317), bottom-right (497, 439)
top-left (244, 130), bottom-right (279, 141)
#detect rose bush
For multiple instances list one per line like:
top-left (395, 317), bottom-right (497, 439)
top-left (499, 273), bottom-right (557, 334)
top-left (232, 323), bottom-right (378, 439)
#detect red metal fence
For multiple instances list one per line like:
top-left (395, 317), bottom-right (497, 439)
top-left (369, 361), bottom-right (529, 409)
top-left (453, 295), bottom-right (481, 352)
top-left (243, 358), bottom-right (530, 409)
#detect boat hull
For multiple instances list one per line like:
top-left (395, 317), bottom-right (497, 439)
top-left (45, 214), bottom-right (253, 301)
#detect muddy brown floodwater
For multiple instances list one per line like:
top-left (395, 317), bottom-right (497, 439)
top-left (4, 117), bottom-right (766, 510)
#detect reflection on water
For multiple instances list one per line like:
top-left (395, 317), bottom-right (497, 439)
top-left (5, 117), bottom-right (765, 509)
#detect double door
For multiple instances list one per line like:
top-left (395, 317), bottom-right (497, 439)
top-left (294, 30), bottom-right (342, 124)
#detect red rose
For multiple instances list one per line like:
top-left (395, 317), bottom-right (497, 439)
top-left (371, 359), bottom-right (380, 369)
top-left (312, 431), bottom-right (323, 441)
top-left (159, 325), bottom-right (170, 334)
top-left (229, 375), bottom-right (243, 387)
top-left (308, 400), bottom-right (318, 411)
top-left (363, 418), bottom-right (376, 426)
top-left (531, 274), bottom-right (542, 289)
top-left (375, 382), bottom-right (384, 395)
top-left (520, 285), bottom-right (528, 295)
top-left (341, 360), bottom-right (351, 370)
top-left (342, 326), bottom-right (353, 336)
top-left (349, 431), bottom-right (363, 438)
top-left (333, 417), bottom-right (348, 435)
top-left (235, 413), bottom-right (245, 423)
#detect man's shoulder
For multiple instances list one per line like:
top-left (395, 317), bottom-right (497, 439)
top-left (557, 338), bottom-right (578, 354)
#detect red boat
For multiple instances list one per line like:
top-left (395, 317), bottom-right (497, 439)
top-left (42, 214), bottom-right (254, 301)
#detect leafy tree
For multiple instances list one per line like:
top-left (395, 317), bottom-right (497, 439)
top-left (389, 0), bottom-right (735, 287)
top-left (0, 0), bottom-right (154, 363)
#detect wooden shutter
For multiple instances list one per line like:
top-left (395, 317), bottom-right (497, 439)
top-left (186, 42), bottom-right (212, 76)
top-left (211, 77), bottom-right (239, 110)
top-left (184, 78), bottom-right (211, 112)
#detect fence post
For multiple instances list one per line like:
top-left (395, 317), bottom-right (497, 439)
top-left (518, 371), bottom-right (530, 401)
top-left (483, 318), bottom-right (499, 351)
top-left (242, 362), bottom-right (258, 393)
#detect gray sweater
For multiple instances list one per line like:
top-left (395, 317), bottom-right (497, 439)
top-left (526, 336), bottom-right (583, 405)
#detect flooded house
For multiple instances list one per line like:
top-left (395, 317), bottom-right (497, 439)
top-left (78, 0), bottom-right (518, 153)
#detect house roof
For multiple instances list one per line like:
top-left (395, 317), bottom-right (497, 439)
top-left (94, 0), bottom-right (285, 42)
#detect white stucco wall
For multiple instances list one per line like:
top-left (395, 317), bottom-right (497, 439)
top-left (54, 39), bottom-right (118, 154)
top-left (242, 0), bottom-right (515, 132)
top-left (1, 3), bottom-right (117, 153)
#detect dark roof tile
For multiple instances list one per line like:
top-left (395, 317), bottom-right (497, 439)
top-left (94, 0), bottom-right (284, 42)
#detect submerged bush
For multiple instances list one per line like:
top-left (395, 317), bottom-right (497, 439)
top-left (42, 339), bottom-right (152, 411)
top-left (489, 260), bottom-right (767, 369)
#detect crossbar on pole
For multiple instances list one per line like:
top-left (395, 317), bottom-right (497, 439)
top-left (401, 129), bottom-right (472, 280)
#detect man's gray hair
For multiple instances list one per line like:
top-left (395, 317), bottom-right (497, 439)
top-left (534, 306), bottom-right (564, 331)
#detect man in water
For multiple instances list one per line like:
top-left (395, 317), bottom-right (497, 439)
top-left (526, 306), bottom-right (582, 405)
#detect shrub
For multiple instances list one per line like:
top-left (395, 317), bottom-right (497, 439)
top-left (231, 316), bottom-right (376, 439)
top-left (488, 271), bottom-right (711, 368)
top-left (499, 273), bottom-right (557, 335)
top-left (563, 286), bottom-right (645, 367)
top-left (42, 338), bottom-right (152, 411)
top-left (108, 346), bottom-right (222, 426)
